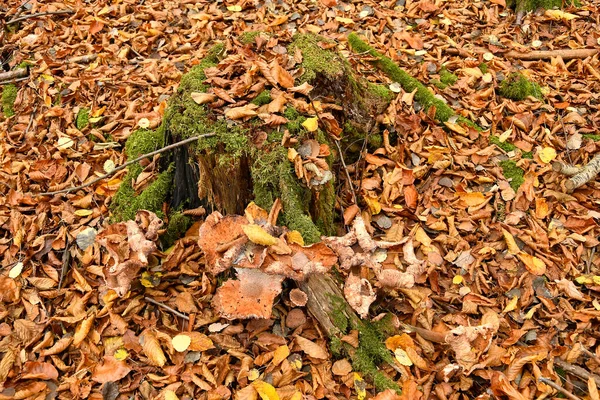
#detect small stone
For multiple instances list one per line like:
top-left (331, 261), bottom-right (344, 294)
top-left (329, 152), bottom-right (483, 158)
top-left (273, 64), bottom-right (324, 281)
top-left (439, 177), bottom-right (453, 187)
top-left (373, 214), bottom-right (392, 229)
top-left (290, 12), bottom-right (301, 21)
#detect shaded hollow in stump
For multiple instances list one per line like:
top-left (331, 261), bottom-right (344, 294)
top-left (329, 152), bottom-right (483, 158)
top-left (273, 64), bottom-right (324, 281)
top-left (111, 33), bottom-right (399, 390)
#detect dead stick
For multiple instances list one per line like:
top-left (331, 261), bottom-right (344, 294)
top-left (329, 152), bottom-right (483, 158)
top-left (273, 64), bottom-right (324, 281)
top-left (65, 54), bottom-right (98, 64)
top-left (444, 47), bottom-right (599, 60)
top-left (0, 68), bottom-right (27, 81)
top-left (539, 377), bottom-right (582, 400)
top-left (553, 161), bottom-right (581, 176)
top-left (565, 154), bottom-right (600, 191)
top-left (7, 9), bottom-right (74, 25)
top-left (35, 133), bottom-right (216, 196)
top-left (144, 297), bottom-right (189, 321)
top-left (554, 358), bottom-right (600, 387)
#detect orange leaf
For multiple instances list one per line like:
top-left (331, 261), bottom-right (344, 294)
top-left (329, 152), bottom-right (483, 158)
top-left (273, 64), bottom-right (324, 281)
top-left (92, 356), bottom-right (131, 383)
top-left (517, 252), bottom-right (546, 275)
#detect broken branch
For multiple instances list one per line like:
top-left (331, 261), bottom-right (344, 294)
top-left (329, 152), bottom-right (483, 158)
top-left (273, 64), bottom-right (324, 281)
top-left (0, 68), bottom-right (28, 82)
top-left (559, 154), bottom-right (600, 191)
top-left (35, 133), bottom-right (216, 196)
top-left (7, 9), bottom-right (75, 25)
top-left (554, 357), bottom-right (600, 388)
top-left (144, 297), bottom-right (189, 321)
top-left (444, 47), bottom-right (599, 60)
top-left (539, 377), bottom-right (582, 400)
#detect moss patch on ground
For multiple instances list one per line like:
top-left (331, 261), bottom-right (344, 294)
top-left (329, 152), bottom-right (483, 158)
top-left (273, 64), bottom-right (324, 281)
top-left (1, 84), bottom-right (17, 117)
top-left (348, 33), bottom-right (478, 130)
top-left (76, 108), bottom-right (90, 130)
top-left (583, 134), bottom-right (600, 142)
top-left (490, 135), bottom-right (517, 153)
top-left (499, 73), bottom-right (543, 101)
top-left (499, 160), bottom-right (525, 192)
top-left (431, 67), bottom-right (458, 89)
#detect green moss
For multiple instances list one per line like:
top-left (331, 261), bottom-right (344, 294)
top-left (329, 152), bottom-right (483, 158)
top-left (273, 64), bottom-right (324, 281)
top-left (490, 135), bottom-right (517, 152)
top-left (76, 108), bottom-right (90, 130)
top-left (522, 151), bottom-right (533, 159)
top-left (509, 0), bottom-right (579, 11)
top-left (1, 84), bottom-right (17, 117)
top-left (284, 107), bottom-right (306, 135)
top-left (330, 336), bottom-right (344, 357)
top-left (478, 63), bottom-right (489, 74)
top-left (366, 83), bottom-right (394, 102)
top-left (162, 212), bottom-right (192, 247)
top-left (430, 79), bottom-right (446, 90)
top-left (111, 127), bottom-right (167, 221)
top-left (251, 148), bottom-right (322, 244)
top-left (583, 134), bottom-right (600, 142)
top-left (251, 90), bottom-right (272, 106)
top-left (499, 73), bottom-right (542, 101)
top-left (289, 34), bottom-right (345, 83)
top-left (347, 33), bottom-right (472, 127)
top-left (499, 160), bottom-right (525, 192)
top-left (239, 31), bottom-right (264, 45)
top-left (178, 43), bottom-right (224, 93)
top-left (439, 67), bottom-right (458, 87)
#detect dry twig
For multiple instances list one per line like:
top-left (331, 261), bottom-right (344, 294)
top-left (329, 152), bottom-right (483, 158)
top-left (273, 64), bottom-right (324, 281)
top-left (35, 133), bottom-right (216, 196)
top-left (539, 377), bottom-right (582, 400)
top-left (7, 9), bottom-right (74, 25)
top-left (444, 47), bottom-right (599, 60)
top-left (144, 297), bottom-right (189, 321)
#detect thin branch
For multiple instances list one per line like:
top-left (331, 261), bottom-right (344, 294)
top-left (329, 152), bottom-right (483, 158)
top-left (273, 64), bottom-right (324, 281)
top-left (554, 357), bottom-right (600, 388)
top-left (35, 133), bottom-right (215, 196)
top-left (444, 47), bottom-right (599, 60)
top-left (0, 68), bottom-right (27, 82)
top-left (144, 297), bottom-right (189, 320)
top-left (539, 377), bottom-right (582, 400)
top-left (7, 9), bottom-right (74, 25)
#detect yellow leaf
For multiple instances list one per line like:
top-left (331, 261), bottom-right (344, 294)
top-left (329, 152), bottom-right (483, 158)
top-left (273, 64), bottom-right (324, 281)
top-left (414, 226), bottom-right (432, 247)
top-left (593, 299), bottom-right (600, 311)
top-left (103, 159), bottom-right (115, 173)
top-left (535, 198), bottom-right (550, 219)
top-left (301, 117), bottom-right (319, 132)
top-left (363, 195), bottom-right (381, 215)
top-left (502, 229), bottom-right (521, 255)
top-left (452, 275), bottom-right (463, 285)
top-left (114, 348), bottom-right (129, 361)
top-left (503, 295), bottom-right (519, 313)
top-left (545, 9), bottom-right (577, 21)
top-left (272, 345), bottom-right (290, 366)
top-left (286, 231), bottom-right (304, 246)
top-left (444, 122), bottom-right (466, 135)
top-left (164, 390), bottom-right (179, 400)
top-left (517, 252), bottom-right (546, 276)
top-left (140, 271), bottom-right (160, 288)
top-left (394, 348), bottom-right (413, 366)
top-left (248, 368), bottom-right (260, 381)
top-left (498, 128), bottom-right (512, 143)
top-left (354, 373), bottom-right (366, 400)
top-left (575, 275), bottom-right (593, 285)
top-left (227, 5), bottom-right (242, 12)
top-left (252, 380), bottom-right (280, 400)
top-left (335, 17), bottom-right (354, 24)
top-left (172, 334), bottom-right (191, 352)
top-left (289, 392), bottom-right (303, 400)
top-left (8, 262), bottom-right (23, 279)
top-left (538, 147), bottom-right (557, 164)
top-left (74, 209), bottom-right (93, 217)
top-left (242, 224), bottom-right (279, 246)
top-left (56, 136), bottom-right (74, 150)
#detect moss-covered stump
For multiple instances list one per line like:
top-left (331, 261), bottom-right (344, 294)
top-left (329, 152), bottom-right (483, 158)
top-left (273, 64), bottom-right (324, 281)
top-left (109, 33), bottom-right (395, 246)
top-left (509, 0), bottom-right (579, 12)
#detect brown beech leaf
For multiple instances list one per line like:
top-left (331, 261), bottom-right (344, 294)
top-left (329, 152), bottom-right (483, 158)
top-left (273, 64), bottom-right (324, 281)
top-left (20, 361), bottom-right (58, 380)
top-left (270, 60), bottom-right (294, 88)
top-left (225, 105), bottom-right (258, 120)
top-left (139, 329), bottom-right (167, 367)
top-left (344, 273), bottom-right (376, 318)
top-left (92, 356), bottom-right (131, 383)
top-left (295, 336), bottom-right (328, 359)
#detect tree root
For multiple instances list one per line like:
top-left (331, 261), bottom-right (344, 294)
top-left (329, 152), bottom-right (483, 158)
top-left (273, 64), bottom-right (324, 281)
top-left (553, 155), bottom-right (600, 191)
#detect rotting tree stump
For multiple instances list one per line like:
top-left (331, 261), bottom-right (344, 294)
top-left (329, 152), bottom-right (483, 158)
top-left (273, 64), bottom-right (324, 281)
top-left (110, 33), bottom-right (401, 391)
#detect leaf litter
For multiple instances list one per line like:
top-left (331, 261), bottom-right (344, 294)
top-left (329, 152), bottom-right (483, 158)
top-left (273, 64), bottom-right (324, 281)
top-left (1, 0), bottom-right (600, 399)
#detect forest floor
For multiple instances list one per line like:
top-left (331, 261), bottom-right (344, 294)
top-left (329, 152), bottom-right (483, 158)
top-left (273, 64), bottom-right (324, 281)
top-left (2, 0), bottom-right (600, 399)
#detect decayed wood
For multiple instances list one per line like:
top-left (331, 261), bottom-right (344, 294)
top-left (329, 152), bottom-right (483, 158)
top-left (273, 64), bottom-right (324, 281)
top-left (0, 68), bottom-right (28, 82)
top-left (554, 155), bottom-right (600, 191)
top-left (444, 47), bottom-right (599, 60)
top-left (300, 273), bottom-right (361, 337)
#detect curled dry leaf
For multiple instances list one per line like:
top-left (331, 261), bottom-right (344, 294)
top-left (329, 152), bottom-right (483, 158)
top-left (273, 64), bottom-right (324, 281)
top-left (140, 329), bottom-right (167, 367)
top-left (344, 273), bottom-right (376, 318)
top-left (295, 336), bottom-right (328, 359)
top-left (191, 92), bottom-right (217, 105)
